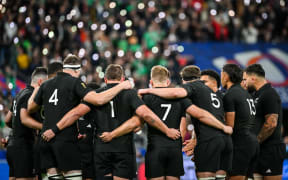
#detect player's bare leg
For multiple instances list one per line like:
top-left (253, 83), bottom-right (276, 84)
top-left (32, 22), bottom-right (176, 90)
top-left (114, 176), bottom-right (129, 180)
top-left (47, 168), bottom-right (62, 179)
top-left (263, 175), bottom-right (282, 180)
top-left (216, 170), bottom-right (226, 180)
top-left (229, 175), bottom-right (245, 180)
top-left (63, 170), bottom-right (82, 180)
top-left (148, 177), bottom-right (164, 180)
top-left (166, 176), bottom-right (180, 180)
top-left (197, 172), bottom-right (216, 179)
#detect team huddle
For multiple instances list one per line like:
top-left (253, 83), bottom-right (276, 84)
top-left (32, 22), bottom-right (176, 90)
top-left (3, 54), bottom-right (285, 180)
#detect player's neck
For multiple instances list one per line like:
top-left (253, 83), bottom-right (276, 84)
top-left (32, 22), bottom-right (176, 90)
top-left (255, 78), bottom-right (267, 91)
top-left (225, 81), bottom-right (234, 90)
top-left (106, 80), bottom-right (121, 84)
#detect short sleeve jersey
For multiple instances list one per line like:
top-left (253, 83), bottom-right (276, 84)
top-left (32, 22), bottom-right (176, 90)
top-left (253, 83), bottom-right (283, 145)
top-left (11, 85), bottom-right (36, 142)
top-left (182, 80), bottom-right (224, 142)
top-left (223, 84), bottom-right (255, 140)
top-left (89, 83), bottom-right (144, 153)
top-left (142, 90), bottom-right (192, 148)
top-left (34, 72), bottom-right (91, 141)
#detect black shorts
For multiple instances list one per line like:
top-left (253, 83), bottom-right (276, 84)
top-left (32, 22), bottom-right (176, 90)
top-left (34, 137), bottom-right (44, 175)
top-left (230, 134), bottom-right (259, 176)
top-left (40, 140), bottom-right (81, 171)
top-left (255, 143), bottom-right (285, 176)
top-left (194, 136), bottom-right (226, 173)
top-left (6, 143), bottom-right (35, 178)
top-left (79, 138), bottom-right (94, 179)
top-left (145, 145), bottom-right (184, 178)
top-left (219, 135), bottom-right (233, 173)
top-left (94, 151), bottom-right (136, 179)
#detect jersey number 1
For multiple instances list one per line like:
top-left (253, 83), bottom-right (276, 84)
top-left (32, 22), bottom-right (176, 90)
top-left (161, 104), bottom-right (171, 121)
top-left (49, 89), bottom-right (59, 106)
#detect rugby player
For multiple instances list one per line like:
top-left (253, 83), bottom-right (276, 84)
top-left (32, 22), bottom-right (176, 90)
top-left (221, 64), bottom-right (258, 180)
top-left (138, 65), bottom-right (233, 180)
top-left (245, 64), bottom-right (285, 180)
top-left (27, 56), bottom-right (134, 180)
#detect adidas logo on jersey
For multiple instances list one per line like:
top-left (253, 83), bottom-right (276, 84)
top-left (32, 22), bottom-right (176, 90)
top-left (265, 169), bottom-right (272, 173)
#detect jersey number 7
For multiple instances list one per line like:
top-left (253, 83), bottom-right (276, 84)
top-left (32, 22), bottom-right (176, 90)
top-left (161, 104), bottom-right (171, 121)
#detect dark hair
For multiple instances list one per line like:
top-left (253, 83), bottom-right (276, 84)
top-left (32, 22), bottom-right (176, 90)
top-left (180, 65), bottom-right (201, 81)
top-left (63, 55), bottom-right (81, 65)
top-left (48, 61), bottom-right (63, 76)
top-left (105, 64), bottom-right (124, 81)
top-left (31, 67), bottom-right (48, 83)
top-left (87, 82), bottom-right (100, 90)
top-left (32, 67), bottom-right (48, 78)
top-left (222, 64), bottom-right (243, 84)
top-left (244, 64), bottom-right (265, 78)
top-left (201, 69), bottom-right (221, 88)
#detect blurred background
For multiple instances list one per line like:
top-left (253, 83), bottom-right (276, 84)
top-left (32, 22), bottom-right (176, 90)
top-left (0, 0), bottom-right (288, 179)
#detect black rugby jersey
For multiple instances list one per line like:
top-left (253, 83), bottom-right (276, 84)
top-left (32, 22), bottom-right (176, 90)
top-left (223, 84), bottom-right (255, 140)
top-left (34, 72), bottom-right (91, 141)
top-left (11, 85), bottom-right (36, 142)
top-left (182, 80), bottom-right (224, 142)
top-left (90, 83), bottom-right (144, 153)
top-left (143, 90), bottom-right (191, 148)
top-left (253, 83), bottom-right (283, 145)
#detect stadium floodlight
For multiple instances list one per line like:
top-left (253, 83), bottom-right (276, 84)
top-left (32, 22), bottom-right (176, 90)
top-left (13, 37), bottom-right (19, 44)
top-left (125, 29), bottom-right (133, 36)
top-left (91, 24), bottom-right (98, 31)
top-left (104, 51), bottom-right (112, 58)
top-left (92, 53), bottom-right (99, 61)
top-left (25, 17), bottom-right (31, 24)
top-left (100, 24), bottom-right (107, 31)
top-left (120, 9), bottom-right (127, 16)
top-left (45, 15), bottom-right (51, 22)
top-left (113, 23), bottom-right (120, 30)
top-left (19, 6), bottom-right (26, 13)
top-left (152, 46), bottom-right (159, 54)
top-left (138, 3), bottom-right (145, 10)
top-left (109, 2), bottom-right (116, 9)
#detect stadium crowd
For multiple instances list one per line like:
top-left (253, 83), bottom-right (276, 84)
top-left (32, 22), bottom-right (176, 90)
top-left (0, 0), bottom-right (287, 179)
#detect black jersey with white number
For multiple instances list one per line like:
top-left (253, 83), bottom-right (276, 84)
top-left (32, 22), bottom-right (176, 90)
top-left (143, 90), bottom-right (192, 148)
top-left (223, 84), bottom-right (255, 140)
top-left (11, 85), bottom-right (36, 142)
top-left (253, 83), bottom-right (283, 145)
top-left (34, 72), bottom-right (91, 141)
top-left (91, 83), bottom-right (144, 153)
top-left (182, 80), bottom-right (224, 142)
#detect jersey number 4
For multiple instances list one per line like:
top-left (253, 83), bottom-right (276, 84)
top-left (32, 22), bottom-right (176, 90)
top-left (161, 104), bottom-right (171, 121)
top-left (49, 89), bottom-right (59, 106)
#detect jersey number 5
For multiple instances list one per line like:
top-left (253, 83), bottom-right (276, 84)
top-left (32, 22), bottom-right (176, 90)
top-left (49, 89), bottom-right (59, 106)
top-left (161, 104), bottom-right (171, 121)
top-left (210, 93), bottom-right (220, 108)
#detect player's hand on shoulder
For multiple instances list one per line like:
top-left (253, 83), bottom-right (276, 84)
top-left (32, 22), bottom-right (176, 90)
top-left (223, 125), bottom-right (233, 135)
top-left (99, 132), bottom-right (113, 142)
top-left (121, 79), bottom-right (134, 90)
top-left (166, 128), bottom-right (181, 140)
top-left (42, 129), bottom-right (55, 142)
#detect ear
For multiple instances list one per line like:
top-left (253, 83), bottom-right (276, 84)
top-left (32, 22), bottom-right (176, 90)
top-left (104, 78), bottom-right (108, 84)
top-left (37, 79), bottom-right (42, 86)
top-left (166, 79), bottom-right (171, 86)
top-left (121, 76), bottom-right (125, 82)
top-left (149, 79), bottom-right (153, 87)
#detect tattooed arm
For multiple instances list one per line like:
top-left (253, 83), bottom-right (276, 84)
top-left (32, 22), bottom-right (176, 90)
top-left (257, 114), bottom-right (278, 144)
